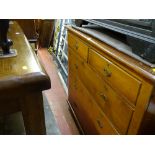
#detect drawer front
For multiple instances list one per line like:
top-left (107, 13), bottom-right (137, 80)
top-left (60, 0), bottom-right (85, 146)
top-left (68, 32), bottom-right (88, 61)
top-left (69, 73), bottom-right (98, 134)
top-left (69, 80), bottom-right (98, 134)
top-left (92, 106), bottom-right (118, 135)
top-left (69, 71), bottom-right (118, 134)
top-left (88, 49), bottom-right (141, 104)
top-left (68, 47), bottom-right (78, 92)
top-left (68, 47), bottom-right (78, 75)
top-left (71, 51), bottom-right (133, 134)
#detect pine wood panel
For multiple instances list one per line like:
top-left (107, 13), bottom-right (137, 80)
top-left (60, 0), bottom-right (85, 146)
top-left (69, 47), bottom-right (133, 134)
top-left (69, 71), bottom-right (118, 134)
top-left (68, 33), bottom-right (89, 61)
top-left (67, 26), bottom-right (155, 135)
top-left (66, 26), bottom-right (155, 83)
top-left (88, 48), bottom-right (141, 105)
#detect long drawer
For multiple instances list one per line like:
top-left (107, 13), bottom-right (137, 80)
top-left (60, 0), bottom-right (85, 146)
top-left (88, 49), bottom-right (141, 105)
top-left (69, 71), bottom-right (119, 134)
top-left (68, 32), bottom-right (88, 61)
top-left (69, 85), bottom-right (97, 134)
top-left (69, 47), bottom-right (133, 134)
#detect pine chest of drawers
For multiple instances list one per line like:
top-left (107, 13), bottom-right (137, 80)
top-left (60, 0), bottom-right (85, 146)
top-left (67, 26), bottom-right (155, 135)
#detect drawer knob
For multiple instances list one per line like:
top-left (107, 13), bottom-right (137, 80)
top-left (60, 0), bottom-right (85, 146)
top-left (103, 67), bottom-right (112, 77)
top-left (75, 42), bottom-right (79, 50)
top-left (99, 93), bottom-right (108, 102)
top-left (97, 119), bottom-right (104, 128)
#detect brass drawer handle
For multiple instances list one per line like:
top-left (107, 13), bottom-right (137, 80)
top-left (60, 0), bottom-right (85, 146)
top-left (97, 119), bottom-right (104, 128)
top-left (99, 93), bottom-right (108, 102)
top-left (103, 67), bottom-right (112, 77)
top-left (75, 42), bottom-right (79, 50)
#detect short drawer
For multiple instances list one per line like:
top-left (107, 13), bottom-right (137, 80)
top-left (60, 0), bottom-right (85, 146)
top-left (68, 47), bottom-right (78, 75)
top-left (88, 49), bottom-right (141, 104)
top-left (68, 32), bottom-right (88, 61)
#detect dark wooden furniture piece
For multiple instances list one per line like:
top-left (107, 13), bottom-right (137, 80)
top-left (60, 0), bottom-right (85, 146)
top-left (38, 20), bottom-right (55, 48)
top-left (16, 19), bottom-right (55, 49)
top-left (0, 21), bottom-right (51, 134)
top-left (67, 26), bottom-right (155, 135)
top-left (15, 19), bottom-right (38, 41)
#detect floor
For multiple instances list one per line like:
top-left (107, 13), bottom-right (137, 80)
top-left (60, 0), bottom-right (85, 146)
top-left (0, 95), bottom-right (60, 135)
top-left (0, 47), bottom-right (79, 135)
top-left (38, 48), bottom-right (79, 135)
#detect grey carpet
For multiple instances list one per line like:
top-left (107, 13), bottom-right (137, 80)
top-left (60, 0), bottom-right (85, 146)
top-left (0, 94), bottom-right (60, 135)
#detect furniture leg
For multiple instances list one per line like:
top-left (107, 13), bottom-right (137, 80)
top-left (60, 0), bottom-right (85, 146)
top-left (21, 92), bottom-right (46, 135)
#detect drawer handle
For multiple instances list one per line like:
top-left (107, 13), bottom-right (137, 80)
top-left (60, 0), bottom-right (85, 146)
top-left (103, 67), bottom-right (112, 77)
top-left (75, 42), bottom-right (79, 50)
top-left (99, 93), bottom-right (108, 102)
top-left (97, 119), bottom-right (104, 128)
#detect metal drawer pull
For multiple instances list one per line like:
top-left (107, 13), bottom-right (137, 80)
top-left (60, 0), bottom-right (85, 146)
top-left (103, 67), bottom-right (112, 77)
top-left (75, 42), bottom-right (79, 50)
top-left (97, 119), bottom-right (104, 128)
top-left (99, 93), bottom-right (107, 102)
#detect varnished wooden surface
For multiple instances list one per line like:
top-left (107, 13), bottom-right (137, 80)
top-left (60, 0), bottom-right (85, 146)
top-left (67, 26), bottom-right (155, 134)
top-left (66, 26), bottom-right (155, 83)
top-left (38, 20), bottom-right (54, 48)
top-left (68, 33), bottom-right (89, 61)
top-left (0, 21), bottom-right (41, 77)
top-left (69, 48), bottom-right (133, 134)
top-left (88, 48), bottom-right (141, 105)
top-left (21, 92), bottom-right (46, 134)
top-left (0, 21), bottom-right (50, 134)
top-left (0, 21), bottom-right (50, 96)
top-left (68, 28), bottom-right (119, 134)
top-left (68, 66), bottom-right (118, 134)
top-left (15, 19), bottom-right (37, 40)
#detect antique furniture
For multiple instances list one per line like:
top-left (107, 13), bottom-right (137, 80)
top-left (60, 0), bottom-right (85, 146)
top-left (67, 26), bottom-right (155, 134)
top-left (0, 21), bottom-right (51, 134)
top-left (38, 19), bottom-right (54, 48)
top-left (16, 19), bottom-right (38, 42)
top-left (16, 19), bottom-right (55, 49)
top-left (0, 19), bottom-right (13, 55)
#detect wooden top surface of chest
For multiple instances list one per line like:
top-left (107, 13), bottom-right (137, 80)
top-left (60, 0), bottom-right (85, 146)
top-left (67, 26), bottom-right (155, 84)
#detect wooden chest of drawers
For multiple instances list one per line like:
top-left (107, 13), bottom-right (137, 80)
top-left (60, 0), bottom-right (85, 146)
top-left (67, 26), bottom-right (155, 134)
